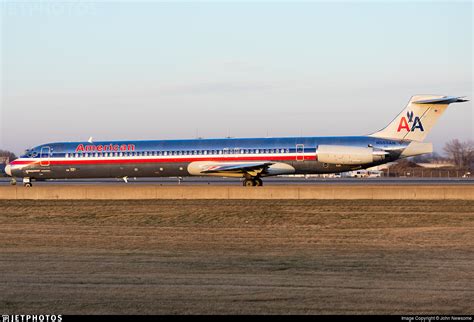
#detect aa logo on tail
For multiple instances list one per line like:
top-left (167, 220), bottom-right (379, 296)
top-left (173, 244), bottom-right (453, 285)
top-left (397, 111), bottom-right (424, 132)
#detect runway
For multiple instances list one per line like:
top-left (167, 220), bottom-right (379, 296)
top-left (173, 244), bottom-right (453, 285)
top-left (1, 176), bottom-right (473, 186)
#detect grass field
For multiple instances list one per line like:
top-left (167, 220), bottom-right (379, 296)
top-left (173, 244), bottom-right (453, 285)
top-left (0, 200), bottom-right (473, 314)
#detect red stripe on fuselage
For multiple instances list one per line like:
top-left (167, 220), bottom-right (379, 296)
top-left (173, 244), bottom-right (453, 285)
top-left (11, 155), bottom-right (317, 166)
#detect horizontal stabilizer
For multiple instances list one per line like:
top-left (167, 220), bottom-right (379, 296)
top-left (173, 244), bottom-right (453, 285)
top-left (412, 96), bottom-right (469, 104)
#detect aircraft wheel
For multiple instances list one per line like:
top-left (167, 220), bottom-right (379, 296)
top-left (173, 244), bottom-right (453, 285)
top-left (23, 178), bottom-right (32, 187)
top-left (255, 178), bottom-right (263, 186)
top-left (10, 178), bottom-right (17, 186)
top-left (243, 179), bottom-right (255, 187)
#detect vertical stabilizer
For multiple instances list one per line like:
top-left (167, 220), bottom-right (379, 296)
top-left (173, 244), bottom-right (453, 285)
top-left (370, 95), bottom-right (468, 142)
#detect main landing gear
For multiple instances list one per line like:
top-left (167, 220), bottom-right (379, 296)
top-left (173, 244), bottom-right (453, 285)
top-left (242, 177), bottom-right (263, 187)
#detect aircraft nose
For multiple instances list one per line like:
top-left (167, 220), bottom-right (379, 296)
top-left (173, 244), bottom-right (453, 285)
top-left (5, 164), bottom-right (12, 176)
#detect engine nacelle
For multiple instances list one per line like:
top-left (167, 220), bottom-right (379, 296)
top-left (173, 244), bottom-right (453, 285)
top-left (317, 145), bottom-right (386, 165)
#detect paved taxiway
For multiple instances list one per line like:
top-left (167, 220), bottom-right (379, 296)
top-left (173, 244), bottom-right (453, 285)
top-left (1, 177), bottom-right (473, 186)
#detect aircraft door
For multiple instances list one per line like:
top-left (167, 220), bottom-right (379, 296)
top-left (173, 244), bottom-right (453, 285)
top-left (40, 146), bottom-right (51, 166)
top-left (296, 144), bottom-right (304, 161)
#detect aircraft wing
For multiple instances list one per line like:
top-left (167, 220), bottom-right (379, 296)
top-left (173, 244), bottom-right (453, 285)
top-left (200, 162), bottom-right (274, 176)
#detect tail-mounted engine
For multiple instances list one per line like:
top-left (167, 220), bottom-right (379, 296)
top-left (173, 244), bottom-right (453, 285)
top-left (317, 145), bottom-right (387, 165)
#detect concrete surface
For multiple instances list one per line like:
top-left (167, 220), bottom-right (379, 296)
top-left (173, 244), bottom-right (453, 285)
top-left (2, 177), bottom-right (473, 186)
top-left (0, 185), bottom-right (472, 200)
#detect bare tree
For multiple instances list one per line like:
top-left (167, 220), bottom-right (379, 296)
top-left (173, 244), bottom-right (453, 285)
top-left (443, 139), bottom-right (474, 168)
top-left (0, 149), bottom-right (17, 163)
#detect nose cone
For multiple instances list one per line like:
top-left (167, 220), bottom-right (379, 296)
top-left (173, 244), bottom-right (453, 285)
top-left (5, 164), bottom-right (12, 176)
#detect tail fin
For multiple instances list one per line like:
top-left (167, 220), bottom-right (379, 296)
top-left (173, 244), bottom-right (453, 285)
top-left (370, 95), bottom-right (468, 142)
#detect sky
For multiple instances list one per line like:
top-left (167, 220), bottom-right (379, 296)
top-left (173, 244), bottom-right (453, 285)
top-left (0, 0), bottom-right (472, 155)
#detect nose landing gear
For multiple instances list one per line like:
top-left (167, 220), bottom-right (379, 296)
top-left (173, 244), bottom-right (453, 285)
top-left (23, 177), bottom-right (32, 187)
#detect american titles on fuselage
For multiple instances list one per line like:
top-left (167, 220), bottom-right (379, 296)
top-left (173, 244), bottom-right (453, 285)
top-left (75, 144), bottom-right (136, 153)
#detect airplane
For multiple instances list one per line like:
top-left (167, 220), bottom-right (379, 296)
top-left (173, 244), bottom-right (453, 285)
top-left (2, 95), bottom-right (469, 187)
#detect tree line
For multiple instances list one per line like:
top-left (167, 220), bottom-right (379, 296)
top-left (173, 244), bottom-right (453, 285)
top-left (0, 150), bottom-right (17, 163)
top-left (442, 139), bottom-right (473, 168)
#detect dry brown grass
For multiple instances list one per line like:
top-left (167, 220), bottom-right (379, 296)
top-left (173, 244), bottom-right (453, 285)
top-left (0, 200), bottom-right (473, 314)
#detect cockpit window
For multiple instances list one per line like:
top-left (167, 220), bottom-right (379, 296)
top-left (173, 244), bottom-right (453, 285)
top-left (21, 148), bottom-right (35, 158)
